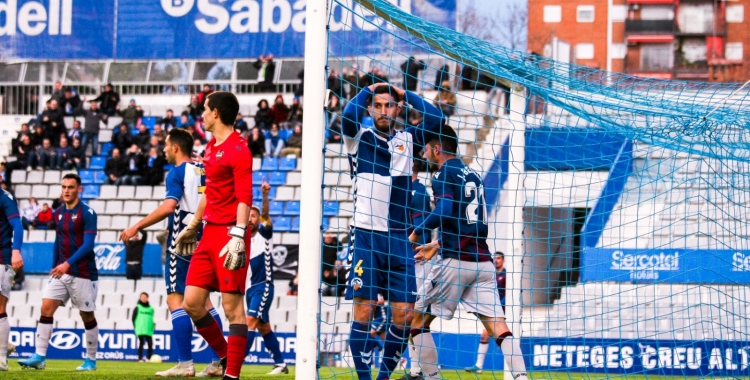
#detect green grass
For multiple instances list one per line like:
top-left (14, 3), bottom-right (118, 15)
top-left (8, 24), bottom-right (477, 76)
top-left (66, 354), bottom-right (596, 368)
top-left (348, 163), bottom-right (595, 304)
top-left (1, 360), bottom-right (714, 379)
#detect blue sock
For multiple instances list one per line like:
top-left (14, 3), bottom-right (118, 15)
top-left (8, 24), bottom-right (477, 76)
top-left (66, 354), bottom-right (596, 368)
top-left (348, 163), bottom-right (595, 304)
top-left (376, 325), bottom-right (409, 380)
top-left (208, 308), bottom-right (223, 362)
top-left (349, 321), bottom-right (372, 380)
top-left (245, 329), bottom-right (257, 356)
top-left (262, 331), bottom-right (285, 365)
top-left (170, 309), bottom-right (194, 363)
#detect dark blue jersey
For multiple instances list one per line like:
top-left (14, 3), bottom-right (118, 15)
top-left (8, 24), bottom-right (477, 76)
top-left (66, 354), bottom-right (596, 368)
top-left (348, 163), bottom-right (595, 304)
top-left (54, 202), bottom-right (98, 280)
top-left (0, 190), bottom-right (21, 264)
top-left (497, 268), bottom-right (506, 306)
top-left (410, 179), bottom-right (432, 246)
top-left (416, 158), bottom-right (490, 262)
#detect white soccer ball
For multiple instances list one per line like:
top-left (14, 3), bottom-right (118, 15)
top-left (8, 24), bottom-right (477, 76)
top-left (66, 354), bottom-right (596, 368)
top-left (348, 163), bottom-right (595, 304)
top-left (150, 354), bottom-right (163, 363)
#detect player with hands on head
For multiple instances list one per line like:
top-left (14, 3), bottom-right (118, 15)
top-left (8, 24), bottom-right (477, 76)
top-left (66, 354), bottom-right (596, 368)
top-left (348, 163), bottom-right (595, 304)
top-left (119, 128), bottom-right (226, 377)
top-left (244, 180), bottom-right (287, 374)
top-left (405, 125), bottom-right (528, 380)
top-left (0, 187), bottom-right (23, 371)
top-left (19, 174), bottom-right (99, 372)
top-left (176, 91), bottom-right (253, 380)
top-left (342, 81), bottom-right (443, 380)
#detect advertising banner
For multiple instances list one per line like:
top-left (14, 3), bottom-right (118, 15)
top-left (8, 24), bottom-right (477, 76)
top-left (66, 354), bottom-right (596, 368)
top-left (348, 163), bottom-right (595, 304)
top-left (581, 248), bottom-right (750, 284)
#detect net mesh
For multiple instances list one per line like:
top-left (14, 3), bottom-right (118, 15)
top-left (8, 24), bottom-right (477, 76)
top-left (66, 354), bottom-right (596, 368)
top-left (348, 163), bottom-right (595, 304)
top-left (315, 0), bottom-right (750, 378)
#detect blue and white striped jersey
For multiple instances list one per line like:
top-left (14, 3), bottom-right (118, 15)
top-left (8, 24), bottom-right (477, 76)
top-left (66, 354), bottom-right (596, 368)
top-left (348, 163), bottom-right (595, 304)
top-left (342, 88), bottom-right (443, 232)
top-left (247, 223), bottom-right (274, 289)
top-left (165, 162), bottom-right (205, 261)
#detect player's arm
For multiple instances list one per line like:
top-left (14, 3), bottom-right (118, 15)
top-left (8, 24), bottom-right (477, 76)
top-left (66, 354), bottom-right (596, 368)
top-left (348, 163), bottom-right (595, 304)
top-left (402, 88), bottom-right (444, 144)
top-left (411, 170), bottom-right (453, 241)
top-left (2, 194), bottom-right (24, 271)
top-left (341, 86), bottom-right (372, 138)
top-left (120, 199), bottom-right (177, 243)
top-left (219, 148), bottom-right (253, 270)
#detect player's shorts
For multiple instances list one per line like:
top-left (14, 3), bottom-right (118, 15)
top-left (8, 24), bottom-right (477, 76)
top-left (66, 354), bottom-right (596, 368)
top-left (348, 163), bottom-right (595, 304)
top-left (186, 223), bottom-right (248, 294)
top-left (415, 258), bottom-right (503, 320)
top-left (0, 265), bottom-right (15, 300)
top-left (42, 274), bottom-right (98, 312)
top-left (414, 256), bottom-right (438, 294)
top-left (345, 228), bottom-right (416, 303)
top-left (165, 254), bottom-right (191, 294)
top-left (245, 283), bottom-right (274, 323)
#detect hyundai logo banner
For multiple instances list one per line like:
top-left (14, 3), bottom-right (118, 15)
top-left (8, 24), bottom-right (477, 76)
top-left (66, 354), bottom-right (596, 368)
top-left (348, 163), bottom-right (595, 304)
top-left (582, 248), bottom-right (750, 284)
top-left (9, 328), bottom-right (298, 364)
top-left (0, 0), bottom-right (457, 59)
top-left (21, 243), bottom-right (164, 276)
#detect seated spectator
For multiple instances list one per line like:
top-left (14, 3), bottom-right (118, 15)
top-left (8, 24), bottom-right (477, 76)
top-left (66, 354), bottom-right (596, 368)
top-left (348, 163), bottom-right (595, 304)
top-left (280, 125), bottom-right (302, 157)
top-left (68, 120), bottom-right (83, 142)
top-left (66, 138), bottom-right (85, 169)
top-left (248, 127), bottom-right (265, 158)
top-left (152, 124), bottom-right (167, 143)
top-left (133, 124), bottom-right (151, 152)
top-left (287, 97), bottom-right (303, 126)
top-left (193, 139), bottom-right (206, 155)
top-left (433, 80), bottom-right (457, 117)
top-left (234, 112), bottom-right (248, 133)
top-left (197, 84), bottom-right (214, 104)
top-left (81, 100), bottom-right (107, 156)
top-left (265, 124), bottom-right (285, 158)
top-left (33, 203), bottom-right (54, 229)
top-left (117, 99), bottom-right (144, 129)
top-left (113, 123), bottom-right (134, 153)
top-left (15, 123), bottom-right (30, 142)
top-left (157, 109), bottom-right (177, 131)
top-left (322, 260), bottom-right (347, 297)
top-left (13, 134), bottom-right (37, 171)
top-left (20, 197), bottom-right (40, 230)
top-left (142, 148), bottom-right (167, 186)
top-left (30, 125), bottom-right (45, 148)
top-left (61, 87), bottom-right (82, 116)
top-left (104, 148), bottom-right (127, 185)
top-left (36, 138), bottom-right (57, 170)
top-left (40, 99), bottom-right (65, 145)
top-left (122, 144), bottom-right (144, 185)
top-left (255, 99), bottom-right (273, 130)
top-left (176, 112), bottom-right (195, 130)
top-left (270, 94), bottom-right (290, 126)
top-left (187, 95), bottom-right (204, 121)
top-left (55, 138), bottom-right (70, 170)
top-left (91, 83), bottom-right (120, 116)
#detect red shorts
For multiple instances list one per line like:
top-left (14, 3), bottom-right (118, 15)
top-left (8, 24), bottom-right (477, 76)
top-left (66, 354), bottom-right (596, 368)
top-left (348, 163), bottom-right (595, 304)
top-left (185, 223), bottom-right (249, 294)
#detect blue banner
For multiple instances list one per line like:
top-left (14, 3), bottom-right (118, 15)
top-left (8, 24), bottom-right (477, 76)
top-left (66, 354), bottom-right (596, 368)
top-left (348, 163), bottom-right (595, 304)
top-left (22, 242), bottom-right (163, 277)
top-left (582, 248), bottom-right (750, 284)
top-left (0, 0), bottom-right (456, 59)
top-left (523, 337), bottom-right (750, 377)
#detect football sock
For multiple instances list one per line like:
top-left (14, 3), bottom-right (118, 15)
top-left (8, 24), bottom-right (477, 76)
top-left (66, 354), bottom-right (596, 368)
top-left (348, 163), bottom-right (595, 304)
top-left (193, 312), bottom-right (227, 359)
top-left (497, 332), bottom-right (528, 380)
top-left (375, 325), bottom-right (408, 380)
top-left (35, 316), bottom-right (54, 357)
top-left (348, 321), bottom-right (372, 380)
top-left (84, 319), bottom-right (98, 360)
top-left (208, 308), bottom-right (223, 363)
top-left (245, 329), bottom-right (257, 355)
top-left (408, 337), bottom-right (421, 376)
top-left (411, 328), bottom-right (439, 379)
top-left (225, 324), bottom-right (248, 378)
top-left (171, 309), bottom-right (194, 363)
top-left (476, 342), bottom-right (489, 369)
top-left (0, 313), bottom-right (8, 363)
top-left (262, 331), bottom-right (285, 366)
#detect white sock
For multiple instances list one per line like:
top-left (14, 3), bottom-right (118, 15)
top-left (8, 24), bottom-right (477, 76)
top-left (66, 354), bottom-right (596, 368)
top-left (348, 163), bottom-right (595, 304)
top-left (0, 315), bottom-right (8, 363)
top-left (412, 331), bottom-right (439, 379)
top-left (85, 324), bottom-right (99, 360)
top-left (475, 342), bottom-right (489, 369)
top-left (36, 320), bottom-right (54, 356)
top-left (499, 334), bottom-right (527, 379)
top-left (409, 339), bottom-right (421, 376)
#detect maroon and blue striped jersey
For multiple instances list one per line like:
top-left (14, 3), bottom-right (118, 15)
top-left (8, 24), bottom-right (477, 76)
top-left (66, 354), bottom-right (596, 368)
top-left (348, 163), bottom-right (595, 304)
top-left (0, 189), bottom-right (20, 264)
top-left (54, 202), bottom-right (98, 280)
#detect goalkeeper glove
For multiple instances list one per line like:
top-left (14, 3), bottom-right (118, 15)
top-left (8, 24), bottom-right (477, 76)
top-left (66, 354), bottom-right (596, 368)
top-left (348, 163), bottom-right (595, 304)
top-left (173, 216), bottom-right (201, 256)
top-left (219, 225), bottom-right (247, 270)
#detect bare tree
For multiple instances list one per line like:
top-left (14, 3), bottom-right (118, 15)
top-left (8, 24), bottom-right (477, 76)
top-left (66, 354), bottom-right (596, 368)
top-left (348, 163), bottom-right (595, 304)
top-left (458, 1), bottom-right (528, 51)
top-left (499, 2), bottom-right (528, 51)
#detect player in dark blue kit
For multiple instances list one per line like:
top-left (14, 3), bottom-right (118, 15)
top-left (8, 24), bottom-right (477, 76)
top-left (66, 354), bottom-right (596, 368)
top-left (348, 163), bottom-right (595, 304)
top-left (406, 126), bottom-right (527, 380)
top-left (0, 188), bottom-right (23, 371)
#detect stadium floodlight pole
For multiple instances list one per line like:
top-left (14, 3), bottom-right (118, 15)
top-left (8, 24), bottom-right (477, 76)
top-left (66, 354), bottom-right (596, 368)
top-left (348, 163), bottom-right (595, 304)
top-left (296, 0), bottom-right (328, 377)
top-left (503, 83), bottom-right (526, 380)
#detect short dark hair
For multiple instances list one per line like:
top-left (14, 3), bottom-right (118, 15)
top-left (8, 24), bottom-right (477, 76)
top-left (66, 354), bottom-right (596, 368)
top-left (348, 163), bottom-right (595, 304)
top-left (206, 91), bottom-right (240, 126)
top-left (62, 173), bottom-right (81, 185)
top-left (167, 128), bottom-right (193, 156)
top-left (496, 251), bottom-right (505, 258)
top-left (413, 159), bottom-right (427, 173)
top-left (140, 292), bottom-right (149, 297)
top-left (367, 85), bottom-right (402, 104)
top-left (427, 124), bottom-right (458, 155)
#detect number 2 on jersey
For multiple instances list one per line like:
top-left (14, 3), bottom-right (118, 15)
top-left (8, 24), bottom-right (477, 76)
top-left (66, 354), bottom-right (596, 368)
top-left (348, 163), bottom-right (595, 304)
top-left (464, 181), bottom-right (487, 224)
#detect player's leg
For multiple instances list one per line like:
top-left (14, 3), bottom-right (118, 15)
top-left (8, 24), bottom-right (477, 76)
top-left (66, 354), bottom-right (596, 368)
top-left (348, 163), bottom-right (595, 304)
top-left (220, 292), bottom-right (247, 379)
top-left (346, 229), bottom-right (379, 380)
top-left (147, 335), bottom-right (154, 360)
top-left (256, 322), bottom-right (287, 374)
top-left (0, 266), bottom-right (14, 370)
top-left (408, 311), bottom-right (439, 379)
top-left (138, 335), bottom-right (145, 361)
top-left (72, 277), bottom-right (99, 371)
top-left (196, 297), bottom-right (225, 377)
top-left (184, 285), bottom-right (227, 362)
top-left (465, 329), bottom-right (490, 373)
top-left (17, 298), bottom-right (61, 369)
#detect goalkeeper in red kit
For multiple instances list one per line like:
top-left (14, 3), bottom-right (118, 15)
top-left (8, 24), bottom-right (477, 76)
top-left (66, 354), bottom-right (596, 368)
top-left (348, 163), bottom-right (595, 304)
top-left (173, 91), bottom-right (252, 380)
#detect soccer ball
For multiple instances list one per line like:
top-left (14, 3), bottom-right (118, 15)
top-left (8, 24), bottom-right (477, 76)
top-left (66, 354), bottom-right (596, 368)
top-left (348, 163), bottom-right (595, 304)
top-left (150, 354), bottom-right (162, 363)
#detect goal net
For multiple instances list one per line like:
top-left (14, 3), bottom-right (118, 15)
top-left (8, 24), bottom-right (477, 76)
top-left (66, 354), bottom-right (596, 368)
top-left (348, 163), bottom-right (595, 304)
top-left (314, 0), bottom-right (750, 378)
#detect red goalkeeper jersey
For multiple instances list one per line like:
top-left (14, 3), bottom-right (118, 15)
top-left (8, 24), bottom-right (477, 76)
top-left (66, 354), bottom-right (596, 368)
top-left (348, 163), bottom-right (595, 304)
top-left (202, 131), bottom-right (253, 224)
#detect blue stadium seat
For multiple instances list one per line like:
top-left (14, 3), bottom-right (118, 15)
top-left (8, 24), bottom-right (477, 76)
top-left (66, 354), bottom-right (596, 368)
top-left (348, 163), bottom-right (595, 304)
top-left (278, 157), bottom-right (297, 171)
top-left (93, 170), bottom-right (107, 184)
top-left (252, 186), bottom-right (277, 200)
top-left (268, 172), bottom-right (286, 186)
top-left (82, 185), bottom-right (100, 199)
top-left (269, 201), bottom-right (284, 216)
top-left (261, 158), bottom-right (278, 171)
top-left (89, 156), bottom-right (107, 170)
top-left (292, 217), bottom-right (300, 232)
top-left (79, 170), bottom-right (94, 184)
top-left (252, 171), bottom-right (264, 185)
top-left (320, 218), bottom-right (331, 230)
top-left (323, 201), bottom-right (339, 217)
top-left (252, 200), bottom-right (262, 210)
top-left (101, 142), bottom-right (114, 155)
top-left (273, 217), bottom-right (292, 232)
top-left (284, 201), bottom-right (300, 216)
top-left (141, 116), bottom-right (157, 128)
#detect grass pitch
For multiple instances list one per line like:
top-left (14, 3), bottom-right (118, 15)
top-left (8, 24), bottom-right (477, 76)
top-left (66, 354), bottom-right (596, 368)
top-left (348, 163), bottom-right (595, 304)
top-left (3, 360), bottom-right (707, 379)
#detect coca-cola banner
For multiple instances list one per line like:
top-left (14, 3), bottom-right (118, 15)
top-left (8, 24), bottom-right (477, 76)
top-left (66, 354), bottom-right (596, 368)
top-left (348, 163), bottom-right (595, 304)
top-left (22, 243), bottom-right (164, 276)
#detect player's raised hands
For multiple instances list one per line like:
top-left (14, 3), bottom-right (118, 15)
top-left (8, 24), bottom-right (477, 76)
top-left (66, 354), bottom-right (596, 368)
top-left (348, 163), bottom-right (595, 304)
top-left (414, 241), bottom-right (440, 263)
top-left (261, 180), bottom-right (271, 196)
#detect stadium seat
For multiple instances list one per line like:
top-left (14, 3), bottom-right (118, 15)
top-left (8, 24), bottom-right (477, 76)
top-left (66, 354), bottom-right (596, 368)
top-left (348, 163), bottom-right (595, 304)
top-left (98, 130), bottom-right (113, 143)
top-left (291, 217), bottom-right (300, 232)
top-left (10, 171), bottom-right (25, 184)
top-left (252, 186), bottom-right (276, 200)
top-left (101, 142), bottom-right (114, 155)
top-left (79, 170), bottom-right (94, 184)
top-left (323, 201), bottom-right (339, 216)
top-left (122, 200), bottom-right (140, 214)
top-left (26, 171), bottom-right (43, 184)
top-left (15, 185), bottom-right (31, 198)
top-left (43, 170), bottom-right (61, 184)
top-left (285, 201), bottom-right (301, 216)
top-left (140, 201), bottom-right (158, 214)
top-left (117, 186), bottom-right (136, 199)
top-left (98, 216), bottom-right (112, 230)
top-left (269, 201), bottom-right (284, 216)
top-left (31, 185), bottom-right (48, 199)
top-left (89, 156), bottom-right (107, 170)
top-left (261, 158), bottom-right (279, 171)
top-left (282, 233), bottom-right (300, 245)
top-left (110, 216), bottom-right (129, 230)
top-left (273, 217), bottom-right (292, 232)
top-left (98, 231), bottom-right (117, 243)
top-left (274, 186), bottom-right (295, 201)
top-left (98, 279), bottom-right (117, 293)
top-left (252, 158), bottom-right (262, 171)
top-left (100, 185), bottom-right (118, 199)
top-left (28, 230), bottom-right (46, 242)
top-left (105, 200), bottom-right (124, 214)
top-left (93, 170), bottom-right (107, 184)
top-left (268, 172), bottom-right (287, 186)
top-left (252, 171), bottom-right (265, 184)
top-left (135, 186), bottom-right (153, 200)
top-left (82, 185), bottom-right (100, 199)
top-left (141, 116), bottom-right (157, 128)
top-left (278, 156), bottom-right (297, 171)
top-left (285, 172), bottom-right (302, 186)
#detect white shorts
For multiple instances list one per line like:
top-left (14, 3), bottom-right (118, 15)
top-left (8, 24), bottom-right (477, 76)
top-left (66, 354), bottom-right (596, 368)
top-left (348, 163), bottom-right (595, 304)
top-left (414, 256), bottom-right (439, 293)
top-left (0, 265), bottom-right (15, 300)
top-left (415, 258), bottom-right (504, 320)
top-left (42, 274), bottom-right (98, 312)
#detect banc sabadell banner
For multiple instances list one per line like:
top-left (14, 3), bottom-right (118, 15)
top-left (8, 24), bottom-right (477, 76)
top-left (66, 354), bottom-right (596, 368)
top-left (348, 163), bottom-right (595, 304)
top-left (582, 248), bottom-right (750, 284)
top-left (0, 0), bottom-right (457, 59)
